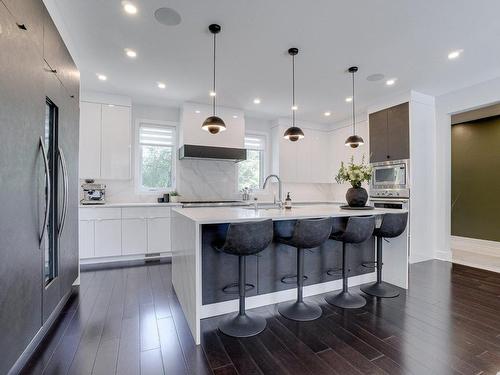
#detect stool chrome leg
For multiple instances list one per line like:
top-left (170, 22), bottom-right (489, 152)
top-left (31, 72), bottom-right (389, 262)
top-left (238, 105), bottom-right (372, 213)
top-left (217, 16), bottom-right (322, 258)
top-left (361, 236), bottom-right (400, 298)
top-left (325, 242), bottom-right (367, 309)
top-left (278, 248), bottom-right (322, 321)
top-left (219, 256), bottom-right (266, 337)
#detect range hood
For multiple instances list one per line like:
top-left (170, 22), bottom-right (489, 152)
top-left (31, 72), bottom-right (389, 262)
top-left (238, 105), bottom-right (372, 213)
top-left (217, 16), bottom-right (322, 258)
top-left (179, 144), bottom-right (247, 162)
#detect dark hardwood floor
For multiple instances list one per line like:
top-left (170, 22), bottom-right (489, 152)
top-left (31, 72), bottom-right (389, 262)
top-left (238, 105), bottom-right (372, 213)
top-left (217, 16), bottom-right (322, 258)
top-left (21, 260), bottom-right (500, 375)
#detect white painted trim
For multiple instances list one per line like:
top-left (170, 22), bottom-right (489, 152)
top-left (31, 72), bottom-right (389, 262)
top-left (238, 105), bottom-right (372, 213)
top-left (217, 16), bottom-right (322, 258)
top-left (435, 250), bottom-right (452, 262)
top-left (200, 272), bottom-right (376, 319)
top-left (451, 235), bottom-right (500, 256)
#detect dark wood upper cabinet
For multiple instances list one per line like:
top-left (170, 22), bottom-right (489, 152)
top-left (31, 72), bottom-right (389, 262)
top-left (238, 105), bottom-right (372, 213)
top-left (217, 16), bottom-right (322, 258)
top-left (387, 102), bottom-right (410, 160)
top-left (369, 102), bottom-right (409, 162)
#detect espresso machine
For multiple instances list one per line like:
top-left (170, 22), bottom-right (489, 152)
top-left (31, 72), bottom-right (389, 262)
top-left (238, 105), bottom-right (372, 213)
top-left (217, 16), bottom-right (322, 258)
top-left (81, 180), bottom-right (106, 205)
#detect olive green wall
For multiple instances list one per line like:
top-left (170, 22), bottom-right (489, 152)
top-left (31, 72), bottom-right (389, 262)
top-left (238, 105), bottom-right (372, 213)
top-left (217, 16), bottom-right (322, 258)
top-left (451, 116), bottom-right (500, 242)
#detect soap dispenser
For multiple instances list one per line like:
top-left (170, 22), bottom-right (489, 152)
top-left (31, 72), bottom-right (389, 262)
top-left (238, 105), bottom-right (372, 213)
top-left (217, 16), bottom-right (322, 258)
top-left (284, 192), bottom-right (292, 210)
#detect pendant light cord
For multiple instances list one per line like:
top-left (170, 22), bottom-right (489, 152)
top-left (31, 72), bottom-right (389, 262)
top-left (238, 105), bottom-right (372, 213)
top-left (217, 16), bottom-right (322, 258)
top-left (292, 54), bottom-right (295, 126)
top-left (212, 32), bottom-right (216, 116)
top-left (352, 70), bottom-right (356, 134)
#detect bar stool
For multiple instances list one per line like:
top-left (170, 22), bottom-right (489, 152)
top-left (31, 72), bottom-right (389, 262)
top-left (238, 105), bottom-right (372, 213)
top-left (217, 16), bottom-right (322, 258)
top-left (325, 216), bottom-right (375, 309)
top-left (276, 217), bottom-right (333, 321)
top-left (214, 219), bottom-right (273, 338)
top-left (361, 212), bottom-right (408, 298)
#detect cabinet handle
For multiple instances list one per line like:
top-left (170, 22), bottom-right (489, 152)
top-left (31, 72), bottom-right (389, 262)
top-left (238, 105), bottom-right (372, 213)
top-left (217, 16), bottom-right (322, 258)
top-left (58, 147), bottom-right (69, 238)
top-left (39, 137), bottom-right (51, 247)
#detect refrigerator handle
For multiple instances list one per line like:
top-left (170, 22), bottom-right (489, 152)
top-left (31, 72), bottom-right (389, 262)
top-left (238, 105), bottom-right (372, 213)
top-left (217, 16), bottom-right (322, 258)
top-left (58, 147), bottom-right (69, 238)
top-left (39, 136), bottom-right (51, 247)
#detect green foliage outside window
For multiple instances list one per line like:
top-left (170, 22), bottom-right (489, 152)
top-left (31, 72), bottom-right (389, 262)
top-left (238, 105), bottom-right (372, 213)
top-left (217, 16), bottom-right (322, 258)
top-left (141, 145), bottom-right (173, 189)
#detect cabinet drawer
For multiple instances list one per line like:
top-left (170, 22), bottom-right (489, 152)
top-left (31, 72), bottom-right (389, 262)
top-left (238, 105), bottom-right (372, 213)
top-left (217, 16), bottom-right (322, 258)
top-left (79, 207), bottom-right (121, 220)
top-left (122, 206), bottom-right (171, 219)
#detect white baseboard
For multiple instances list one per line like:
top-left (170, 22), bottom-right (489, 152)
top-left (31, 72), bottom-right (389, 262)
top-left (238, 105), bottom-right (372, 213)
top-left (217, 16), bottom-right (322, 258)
top-left (451, 236), bottom-right (500, 273)
top-left (80, 252), bottom-right (172, 265)
top-left (200, 272), bottom-right (377, 319)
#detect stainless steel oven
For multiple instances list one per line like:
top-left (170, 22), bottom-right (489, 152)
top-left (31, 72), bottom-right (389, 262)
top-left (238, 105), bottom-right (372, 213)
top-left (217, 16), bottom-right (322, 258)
top-left (370, 159), bottom-right (409, 198)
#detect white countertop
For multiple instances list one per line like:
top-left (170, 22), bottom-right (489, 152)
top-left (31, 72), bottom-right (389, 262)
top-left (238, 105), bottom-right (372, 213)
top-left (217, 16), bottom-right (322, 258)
top-left (79, 202), bottom-right (182, 208)
top-left (172, 203), bottom-right (405, 224)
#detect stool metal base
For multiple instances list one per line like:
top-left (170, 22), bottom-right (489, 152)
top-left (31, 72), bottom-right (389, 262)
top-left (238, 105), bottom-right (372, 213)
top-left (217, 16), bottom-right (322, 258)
top-left (325, 291), bottom-right (366, 309)
top-left (361, 282), bottom-right (400, 298)
top-left (218, 312), bottom-right (266, 338)
top-left (278, 300), bottom-right (322, 322)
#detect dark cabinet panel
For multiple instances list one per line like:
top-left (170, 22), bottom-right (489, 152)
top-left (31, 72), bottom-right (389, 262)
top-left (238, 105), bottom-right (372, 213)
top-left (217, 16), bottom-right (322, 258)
top-left (387, 102), bottom-right (410, 160)
top-left (369, 109), bottom-right (388, 162)
top-left (0, 4), bottom-right (45, 373)
top-left (1, 0), bottom-right (44, 53)
top-left (369, 102), bottom-right (409, 162)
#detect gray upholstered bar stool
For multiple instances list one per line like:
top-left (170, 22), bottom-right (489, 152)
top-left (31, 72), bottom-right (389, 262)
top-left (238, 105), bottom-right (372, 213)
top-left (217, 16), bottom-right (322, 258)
top-left (361, 212), bottom-right (408, 298)
top-left (325, 216), bottom-right (376, 309)
top-left (276, 217), bottom-right (334, 321)
top-left (214, 219), bottom-right (274, 338)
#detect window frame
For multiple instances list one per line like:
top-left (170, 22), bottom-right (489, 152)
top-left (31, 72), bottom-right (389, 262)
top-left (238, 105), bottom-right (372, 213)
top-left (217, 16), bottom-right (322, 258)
top-left (237, 132), bottom-right (268, 192)
top-left (135, 119), bottom-right (178, 195)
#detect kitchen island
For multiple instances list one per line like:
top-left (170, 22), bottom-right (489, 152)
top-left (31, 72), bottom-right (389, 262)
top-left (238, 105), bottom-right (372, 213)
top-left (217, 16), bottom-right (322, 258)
top-left (171, 204), bottom-right (408, 344)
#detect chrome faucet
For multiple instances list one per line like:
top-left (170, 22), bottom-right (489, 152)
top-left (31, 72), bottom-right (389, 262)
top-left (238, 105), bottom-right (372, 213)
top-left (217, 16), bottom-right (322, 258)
top-left (262, 174), bottom-right (283, 208)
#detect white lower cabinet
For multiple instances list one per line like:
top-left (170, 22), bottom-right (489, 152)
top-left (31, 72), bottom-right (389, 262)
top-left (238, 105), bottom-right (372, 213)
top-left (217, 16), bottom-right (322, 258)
top-left (79, 206), bottom-right (172, 261)
top-left (147, 217), bottom-right (171, 253)
top-left (79, 220), bottom-right (95, 258)
top-left (122, 218), bottom-right (147, 255)
top-left (94, 219), bottom-right (122, 257)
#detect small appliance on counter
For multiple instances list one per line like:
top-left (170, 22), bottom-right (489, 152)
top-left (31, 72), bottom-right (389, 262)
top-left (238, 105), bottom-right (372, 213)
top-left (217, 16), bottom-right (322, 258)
top-left (81, 179), bottom-right (106, 205)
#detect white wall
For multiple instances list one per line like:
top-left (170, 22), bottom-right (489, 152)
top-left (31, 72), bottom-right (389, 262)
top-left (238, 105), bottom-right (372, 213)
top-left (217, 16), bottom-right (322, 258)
top-left (434, 77), bottom-right (500, 261)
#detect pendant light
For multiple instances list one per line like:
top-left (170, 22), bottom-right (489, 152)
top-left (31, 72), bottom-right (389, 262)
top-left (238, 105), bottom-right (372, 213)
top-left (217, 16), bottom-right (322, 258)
top-left (283, 47), bottom-right (304, 142)
top-left (345, 66), bottom-right (364, 148)
top-left (202, 24), bottom-right (226, 134)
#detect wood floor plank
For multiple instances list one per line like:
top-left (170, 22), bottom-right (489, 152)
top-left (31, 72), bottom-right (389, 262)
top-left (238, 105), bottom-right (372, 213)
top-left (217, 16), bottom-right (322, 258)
top-left (24, 260), bottom-right (500, 375)
top-left (140, 348), bottom-right (164, 375)
top-left (157, 317), bottom-right (188, 375)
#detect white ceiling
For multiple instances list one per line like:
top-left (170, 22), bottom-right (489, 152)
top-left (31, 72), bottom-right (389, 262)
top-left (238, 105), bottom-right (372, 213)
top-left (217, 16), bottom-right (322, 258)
top-left (48, 0), bottom-right (500, 124)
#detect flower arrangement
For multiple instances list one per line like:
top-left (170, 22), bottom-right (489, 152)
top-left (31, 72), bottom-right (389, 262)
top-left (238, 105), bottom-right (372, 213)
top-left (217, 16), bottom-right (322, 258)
top-left (335, 155), bottom-right (372, 188)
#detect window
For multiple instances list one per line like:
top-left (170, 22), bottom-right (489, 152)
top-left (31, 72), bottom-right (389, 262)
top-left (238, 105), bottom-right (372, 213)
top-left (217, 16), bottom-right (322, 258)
top-left (138, 123), bottom-right (176, 192)
top-left (238, 134), bottom-right (266, 191)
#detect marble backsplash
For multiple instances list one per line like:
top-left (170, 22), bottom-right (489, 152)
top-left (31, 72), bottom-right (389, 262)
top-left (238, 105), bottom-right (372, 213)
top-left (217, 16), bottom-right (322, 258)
top-left (85, 159), bottom-right (350, 204)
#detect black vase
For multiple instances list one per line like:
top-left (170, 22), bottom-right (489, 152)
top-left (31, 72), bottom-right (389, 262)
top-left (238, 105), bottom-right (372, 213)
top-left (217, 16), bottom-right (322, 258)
top-left (346, 187), bottom-right (368, 207)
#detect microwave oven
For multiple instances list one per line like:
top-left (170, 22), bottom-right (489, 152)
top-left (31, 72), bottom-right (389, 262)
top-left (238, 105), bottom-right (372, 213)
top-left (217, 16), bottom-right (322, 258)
top-left (370, 159), bottom-right (409, 198)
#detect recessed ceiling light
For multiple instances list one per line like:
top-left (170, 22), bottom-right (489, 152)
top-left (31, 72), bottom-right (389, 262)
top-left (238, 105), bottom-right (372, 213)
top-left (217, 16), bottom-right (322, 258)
top-left (253, 98), bottom-right (261, 104)
top-left (195, 110), bottom-right (201, 114)
top-left (209, 91), bottom-right (216, 97)
top-left (291, 105), bottom-right (298, 111)
top-left (157, 82), bottom-right (166, 89)
top-left (122, 2), bottom-right (137, 15)
top-left (448, 49), bottom-right (463, 60)
top-left (97, 74), bottom-right (107, 81)
top-left (108, 104), bottom-right (115, 107)
top-left (324, 111), bottom-right (331, 117)
top-left (232, 115), bottom-right (238, 119)
top-left (386, 78), bottom-right (396, 86)
top-left (124, 48), bottom-right (137, 58)
top-left (345, 97), bottom-right (352, 103)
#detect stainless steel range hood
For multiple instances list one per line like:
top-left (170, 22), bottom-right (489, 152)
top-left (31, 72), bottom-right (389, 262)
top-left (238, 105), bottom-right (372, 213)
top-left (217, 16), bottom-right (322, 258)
top-left (178, 144), bottom-right (247, 162)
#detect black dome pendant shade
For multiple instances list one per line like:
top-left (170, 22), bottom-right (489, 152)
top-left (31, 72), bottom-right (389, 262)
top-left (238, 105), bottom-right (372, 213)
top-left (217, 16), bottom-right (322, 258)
top-left (283, 47), bottom-right (304, 142)
top-left (345, 66), bottom-right (364, 148)
top-left (202, 24), bottom-right (226, 134)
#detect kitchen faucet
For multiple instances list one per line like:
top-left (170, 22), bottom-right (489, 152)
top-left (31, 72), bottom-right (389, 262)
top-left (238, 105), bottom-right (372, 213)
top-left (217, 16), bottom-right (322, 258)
top-left (262, 174), bottom-right (283, 208)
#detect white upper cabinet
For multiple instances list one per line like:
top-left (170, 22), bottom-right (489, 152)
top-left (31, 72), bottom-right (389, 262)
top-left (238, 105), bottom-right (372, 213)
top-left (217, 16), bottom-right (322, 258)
top-left (101, 105), bottom-right (131, 179)
top-left (79, 101), bottom-right (131, 180)
top-left (272, 125), bottom-right (332, 183)
top-left (79, 102), bottom-right (101, 179)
